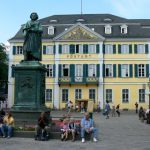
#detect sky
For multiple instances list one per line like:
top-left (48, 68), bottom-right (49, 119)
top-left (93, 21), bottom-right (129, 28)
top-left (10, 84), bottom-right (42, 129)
top-left (1, 0), bottom-right (150, 44)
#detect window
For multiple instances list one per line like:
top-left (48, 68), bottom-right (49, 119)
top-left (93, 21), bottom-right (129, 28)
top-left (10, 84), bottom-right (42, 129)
top-left (138, 64), bottom-right (145, 77)
top-left (121, 25), bottom-right (128, 34)
top-left (122, 89), bottom-right (129, 102)
top-left (46, 64), bottom-right (53, 77)
top-left (75, 65), bottom-right (83, 77)
top-left (75, 45), bottom-right (83, 54)
top-left (105, 64), bottom-right (113, 77)
top-left (75, 89), bottom-right (82, 100)
top-left (48, 26), bottom-right (54, 35)
top-left (62, 89), bottom-right (68, 102)
top-left (45, 89), bottom-right (52, 102)
top-left (121, 64), bottom-right (129, 77)
top-left (62, 64), bottom-right (69, 77)
top-left (139, 89), bottom-right (145, 103)
top-left (89, 89), bottom-right (96, 102)
top-left (89, 45), bottom-right (96, 54)
top-left (105, 25), bottom-right (112, 34)
top-left (16, 46), bottom-right (23, 54)
top-left (105, 44), bottom-right (113, 54)
top-left (137, 45), bottom-right (145, 54)
top-left (46, 45), bottom-right (53, 54)
top-left (106, 89), bottom-right (112, 102)
top-left (62, 45), bottom-right (69, 54)
top-left (88, 64), bottom-right (96, 77)
top-left (121, 45), bottom-right (129, 54)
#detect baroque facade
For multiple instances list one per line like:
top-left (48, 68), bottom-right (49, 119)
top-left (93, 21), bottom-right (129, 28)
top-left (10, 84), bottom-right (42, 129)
top-left (8, 14), bottom-right (150, 110)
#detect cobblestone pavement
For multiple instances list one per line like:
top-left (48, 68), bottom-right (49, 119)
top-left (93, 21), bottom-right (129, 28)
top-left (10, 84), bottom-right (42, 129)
top-left (0, 112), bottom-right (150, 150)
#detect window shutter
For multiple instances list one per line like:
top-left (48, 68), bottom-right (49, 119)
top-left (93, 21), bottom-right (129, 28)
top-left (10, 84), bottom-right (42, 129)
top-left (103, 64), bottom-right (105, 77)
top-left (43, 45), bottom-right (46, 54)
top-left (129, 45), bottom-right (132, 54)
top-left (96, 44), bottom-right (100, 53)
top-left (83, 44), bottom-right (88, 54)
top-left (59, 64), bottom-right (62, 77)
top-left (70, 64), bottom-right (75, 83)
top-left (118, 64), bottom-right (121, 77)
top-left (12, 46), bottom-right (16, 55)
top-left (135, 64), bottom-right (138, 77)
top-left (118, 45), bottom-right (121, 54)
top-left (53, 64), bottom-right (55, 77)
top-left (113, 45), bottom-right (116, 54)
top-left (97, 64), bottom-right (100, 77)
top-left (146, 64), bottom-right (149, 77)
top-left (113, 64), bottom-right (116, 77)
top-left (59, 45), bottom-right (62, 54)
top-left (130, 64), bottom-right (133, 77)
top-left (145, 44), bottom-right (149, 54)
top-left (70, 45), bottom-right (75, 54)
top-left (134, 45), bottom-right (137, 54)
top-left (83, 64), bottom-right (87, 82)
top-left (86, 64), bottom-right (88, 77)
top-left (53, 45), bottom-right (56, 54)
top-left (103, 44), bottom-right (105, 54)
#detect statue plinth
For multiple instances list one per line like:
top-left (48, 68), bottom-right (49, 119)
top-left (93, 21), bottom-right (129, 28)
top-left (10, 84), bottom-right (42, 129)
top-left (11, 61), bottom-right (47, 112)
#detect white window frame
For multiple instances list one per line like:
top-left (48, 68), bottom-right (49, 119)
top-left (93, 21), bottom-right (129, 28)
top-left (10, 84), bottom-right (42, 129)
top-left (62, 89), bottom-right (69, 103)
top-left (105, 44), bottom-right (113, 54)
top-left (46, 64), bottom-right (53, 77)
top-left (137, 44), bottom-right (145, 54)
top-left (75, 44), bottom-right (83, 54)
top-left (88, 44), bottom-right (96, 54)
top-left (138, 64), bottom-right (146, 77)
top-left (88, 64), bottom-right (96, 77)
top-left (75, 89), bottom-right (82, 100)
top-left (75, 64), bottom-right (83, 77)
top-left (62, 64), bottom-right (70, 77)
top-left (105, 64), bottom-right (113, 77)
top-left (121, 64), bottom-right (129, 77)
top-left (89, 89), bottom-right (96, 102)
top-left (122, 89), bottom-right (129, 103)
top-left (62, 45), bottom-right (69, 54)
top-left (139, 89), bottom-right (145, 103)
top-left (45, 89), bottom-right (53, 102)
top-left (48, 26), bottom-right (54, 35)
top-left (121, 44), bottom-right (129, 54)
top-left (121, 25), bottom-right (128, 34)
top-left (16, 46), bottom-right (23, 55)
top-left (46, 45), bottom-right (53, 54)
top-left (105, 25), bottom-right (112, 34)
top-left (105, 89), bottom-right (112, 103)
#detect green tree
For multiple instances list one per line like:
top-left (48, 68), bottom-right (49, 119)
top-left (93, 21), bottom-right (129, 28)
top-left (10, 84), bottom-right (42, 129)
top-left (0, 43), bottom-right (8, 80)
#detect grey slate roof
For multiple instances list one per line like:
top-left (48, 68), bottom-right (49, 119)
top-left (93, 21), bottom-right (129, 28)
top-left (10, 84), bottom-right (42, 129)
top-left (9, 14), bottom-right (150, 41)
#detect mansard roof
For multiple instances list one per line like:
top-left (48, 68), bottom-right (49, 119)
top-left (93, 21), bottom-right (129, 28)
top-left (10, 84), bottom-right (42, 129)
top-left (9, 14), bottom-right (150, 42)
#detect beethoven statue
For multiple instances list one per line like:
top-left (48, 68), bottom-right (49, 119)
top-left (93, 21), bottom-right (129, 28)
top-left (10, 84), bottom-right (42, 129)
top-left (23, 12), bottom-right (43, 61)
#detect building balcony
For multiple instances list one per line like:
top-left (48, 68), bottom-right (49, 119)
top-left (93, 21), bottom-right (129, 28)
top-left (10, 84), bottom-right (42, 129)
top-left (86, 77), bottom-right (99, 83)
top-left (58, 77), bottom-right (71, 84)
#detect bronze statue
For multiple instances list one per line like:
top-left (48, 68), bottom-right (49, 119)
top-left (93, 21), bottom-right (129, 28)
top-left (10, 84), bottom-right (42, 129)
top-left (23, 12), bottom-right (43, 61)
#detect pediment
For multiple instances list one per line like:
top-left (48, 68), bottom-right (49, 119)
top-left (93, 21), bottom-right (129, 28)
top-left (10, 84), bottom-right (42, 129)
top-left (54, 23), bottom-right (105, 41)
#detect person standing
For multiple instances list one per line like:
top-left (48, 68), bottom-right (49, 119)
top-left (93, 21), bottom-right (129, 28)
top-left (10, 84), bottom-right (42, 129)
top-left (116, 104), bottom-right (120, 117)
top-left (111, 105), bottom-right (116, 117)
top-left (105, 101), bottom-right (111, 119)
top-left (1, 112), bottom-right (14, 138)
top-left (135, 102), bottom-right (139, 114)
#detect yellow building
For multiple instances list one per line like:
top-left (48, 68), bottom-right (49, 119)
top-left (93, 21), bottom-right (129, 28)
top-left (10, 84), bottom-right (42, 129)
top-left (8, 14), bottom-right (150, 110)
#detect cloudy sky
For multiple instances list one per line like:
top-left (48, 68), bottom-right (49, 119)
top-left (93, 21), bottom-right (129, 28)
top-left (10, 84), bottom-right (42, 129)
top-left (0, 0), bottom-right (150, 44)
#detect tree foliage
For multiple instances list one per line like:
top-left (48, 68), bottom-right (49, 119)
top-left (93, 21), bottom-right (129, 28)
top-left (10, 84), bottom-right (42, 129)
top-left (0, 43), bottom-right (8, 80)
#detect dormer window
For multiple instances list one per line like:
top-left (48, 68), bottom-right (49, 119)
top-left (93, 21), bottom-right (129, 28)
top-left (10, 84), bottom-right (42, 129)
top-left (105, 25), bottom-right (112, 34)
top-left (48, 26), bottom-right (55, 35)
top-left (121, 25), bottom-right (128, 34)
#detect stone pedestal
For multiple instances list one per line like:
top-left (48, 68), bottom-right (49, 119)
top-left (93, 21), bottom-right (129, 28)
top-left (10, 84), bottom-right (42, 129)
top-left (12, 61), bottom-right (47, 112)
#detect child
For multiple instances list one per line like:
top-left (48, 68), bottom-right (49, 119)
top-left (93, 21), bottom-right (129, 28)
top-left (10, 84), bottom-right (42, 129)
top-left (112, 105), bottom-right (116, 117)
top-left (61, 119), bottom-right (69, 141)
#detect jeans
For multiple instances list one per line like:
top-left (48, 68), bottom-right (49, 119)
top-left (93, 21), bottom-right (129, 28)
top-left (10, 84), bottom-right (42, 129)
top-left (81, 127), bottom-right (97, 138)
top-left (1, 124), bottom-right (13, 137)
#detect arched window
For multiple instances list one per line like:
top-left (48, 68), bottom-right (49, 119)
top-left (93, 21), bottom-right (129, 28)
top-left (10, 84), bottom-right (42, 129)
top-left (121, 25), bottom-right (128, 34)
top-left (48, 26), bottom-right (55, 35)
top-left (105, 25), bottom-right (112, 34)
